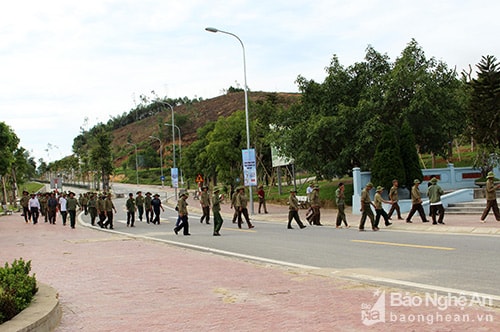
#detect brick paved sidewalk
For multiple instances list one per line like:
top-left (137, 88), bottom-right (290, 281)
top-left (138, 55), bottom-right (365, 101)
top-left (1, 213), bottom-right (499, 331)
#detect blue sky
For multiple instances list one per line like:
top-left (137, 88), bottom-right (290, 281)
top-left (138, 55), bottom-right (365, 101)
top-left (1, 0), bottom-right (498, 163)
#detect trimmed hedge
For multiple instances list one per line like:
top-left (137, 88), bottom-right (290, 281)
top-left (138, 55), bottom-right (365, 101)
top-left (0, 258), bottom-right (38, 323)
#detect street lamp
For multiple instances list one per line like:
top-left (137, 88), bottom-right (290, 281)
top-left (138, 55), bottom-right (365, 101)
top-left (165, 123), bottom-right (183, 185)
top-left (127, 142), bottom-right (139, 185)
top-left (205, 27), bottom-right (254, 214)
top-left (149, 135), bottom-right (164, 188)
top-left (156, 100), bottom-right (177, 200)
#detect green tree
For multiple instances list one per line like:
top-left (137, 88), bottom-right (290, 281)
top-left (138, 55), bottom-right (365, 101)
top-left (371, 126), bottom-right (406, 191)
top-left (399, 120), bottom-right (423, 191)
top-left (0, 122), bottom-right (19, 205)
top-left (89, 126), bottom-right (114, 191)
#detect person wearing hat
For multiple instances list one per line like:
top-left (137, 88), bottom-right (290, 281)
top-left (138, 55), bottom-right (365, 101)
top-left (234, 186), bottom-right (254, 229)
top-left (480, 171), bottom-right (500, 222)
top-left (59, 192), bottom-right (68, 226)
top-left (406, 179), bottom-right (430, 223)
top-left (28, 193), bottom-right (41, 224)
top-left (126, 193), bottom-right (137, 227)
top-left (200, 186), bottom-right (211, 225)
top-left (135, 191), bottom-right (145, 222)
top-left (96, 193), bottom-right (106, 228)
top-left (359, 182), bottom-right (377, 231)
top-left (144, 192), bottom-right (153, 224)
top-left (309, 185), bottom-right (322, 226)
top-left (374, 186), bottom-right (392, 229)
top-left (174, 192), bottom-right (190, 235)
top-left (47, 191), bottom-right (59, 224)
top-left (87, 192), bottom-right (98, 226)
top-left (66, 192), bottom-right (80, 229)
top-left (335, 183), bottom-right (349, 228)
top-left (230, 186), bottom-right (239, 224)
top-left (288, 189), bottom-right (306, 229)
top-left (151, 194), bottom-right (164, 225)
top-left (212, 187), bottom-right (224, 236)
top-left (388, 179), bottom-right (403, 220)
top-left (103, 193), bottom-right (117, 229)
top-left (20, 190), bottom-right (31, 223)
top-left (257, 184), bottom-right (268, 214)
top-left (428, 177), bottom-right (445, 225)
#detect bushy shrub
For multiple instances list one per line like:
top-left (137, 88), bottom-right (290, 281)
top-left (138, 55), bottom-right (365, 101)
top-left (0, 258), bottom-right (38, 323)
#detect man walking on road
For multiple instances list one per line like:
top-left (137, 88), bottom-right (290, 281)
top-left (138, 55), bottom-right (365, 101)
top-left (135, 191), bottom-right (145, 222)
top-left (212, 187), bottom-right (224, 236)
top-left (199, 186), bottom-right (211, 224)
top-left (406, 179), bottom-right (430, 224)
top-left (359, 182), bottom-right (377, 231)
top-left (126, 193), bottom-right (137, 227)
top-left (428, 177), bottom-right (445, 225)
top-left (174, 192), bottom-right (190, 236)
top-left (388, 179), bottom-right (403, 220)
top-left (335, 182), bottom-right (349, 228)
top-left (288, 189), bottom-right (307, 229)
top-left (480, 171), bottom-right (500, 222)
top-left (66, 192), bottom-right (80, 229)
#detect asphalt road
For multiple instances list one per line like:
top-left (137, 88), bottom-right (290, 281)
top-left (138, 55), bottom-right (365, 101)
top-left (79, 187), bottom-right (500, 301)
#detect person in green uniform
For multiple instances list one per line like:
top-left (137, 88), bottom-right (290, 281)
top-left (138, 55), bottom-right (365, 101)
top-left (335, 183), bottom-right (349, 228)
top-left (135, 191), bottom-right (145, 222)
top-left (20, 190), bottom-right (31, 223)
top-left (212, 187), bottom-right (224, 236)
top-left (235, 186), bottom-right (254, 229)
top-left (66, 192), bottom-right (80, 229)
top-left (373, 186), bottom-right (392, 228)
top-left (103, 193), bottom-right (117, 229)
top-left (287, 189), bottom-right (307, 229)
top-left (126, 192), bottom-right (136, 227)
top-left (174, 192), bottom-right (190, 236)
top-left (97, 194), bottom-right (106, 228)
top-left (200, 186), bottom-right (211, 224)
top-left (387, 179), bottom-right (403, 220)
top-left (310, 185), bottom-right (322, 226)
top-left (406, 179), bottom-right (430, 223)
top-left (88, 193), bottom-right (98, 226)
top-left (359, 182), bottom-right (377, 231)
top-left (428, 177), bottom-right (445, 224)
top-left (39, 193), bottom-right (49, 223)
top-left (144, 192), bottom-right (153, 224)
top-left (480, 171), bottom-right (500, 222)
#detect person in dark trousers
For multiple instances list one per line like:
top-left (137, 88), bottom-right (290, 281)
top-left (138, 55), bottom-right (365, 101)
top-left (59, 193), bottom-right (68, 226)
top-left (66, 191), bottom-right (80, 229)
top-left (387, 179), bottom-right (403, 220)
top-left (235, 186), bottom-right (254, 229)
top-left (174, 192), bottom-right (190, 235)
top-left (373, 186), bottom-right (392, 228)
top-left (97, 194), bottom-right (106, 228)
top-left (144, 192), bottom-right (153, 224)
top-left (428, 177), bottom-right (445, 225)
top-left (199, 186), bottom-right (211, 224)
top-left (126, 193), bottom-right (136, 227)
top-left (28, 193), bottom-right (40, 224)
top-left (230, 188), bottom-right (238, 224)
top-left (335, 182), bottom-right (349, 228)
top-left (88, 193), bottom-right (98, 226)
top-left (212, 187), bottom-right (224, 236)
top-left (359, 182), bottom-right (377, 231)
top-left (135, 191), bottom-right (145, 222)
top-left (257, 185), bottom-right (268, 214)
top-left (406, 179), bottom-right (430, 223)
top-left (20, 190), bottom-right (31, 223)
top-left (309, 185), bottom-right (322, 225)
top-left (480, 171), bottom-right (500, 222)
top-left (47, 192), bottom-right (58, 224)
top-left (287, 189), bottom-right (306, 229)
top-left (151, 194), bottom-right (164, 224)
top-left (103, 193), bottom-right (117, 229)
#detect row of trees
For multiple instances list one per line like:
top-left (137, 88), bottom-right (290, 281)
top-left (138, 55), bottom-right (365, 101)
top-left (180, 40), bottom-right (499, 192)
top-left (41, 39), bottom-right (499, 194)
top-left (0, 122), bottom-right (37, 205)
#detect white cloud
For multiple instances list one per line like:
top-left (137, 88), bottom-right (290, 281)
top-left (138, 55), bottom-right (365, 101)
top-left (1, 0), bottom-right (499, 163)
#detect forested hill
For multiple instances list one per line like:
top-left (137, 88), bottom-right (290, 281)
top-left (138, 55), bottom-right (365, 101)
top-left (110, 91), bottom-right (300, 166)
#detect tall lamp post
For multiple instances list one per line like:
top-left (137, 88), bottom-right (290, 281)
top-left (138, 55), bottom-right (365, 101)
top-left (149, 135), bottom-right (164, 188)
top-left (156, 100), bottom-right (177, 200)
top-left (127, 142), bottom-right (139, 185)
top-left (205, 27), bottom-right (254, 214)
top-left (165, 123), bottom-right (183, 185)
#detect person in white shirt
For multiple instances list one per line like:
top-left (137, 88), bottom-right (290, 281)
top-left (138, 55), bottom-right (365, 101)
top-left (28, 193), bottom-right (41, 224)
top-left (58, 193), bottom-right (68, 226)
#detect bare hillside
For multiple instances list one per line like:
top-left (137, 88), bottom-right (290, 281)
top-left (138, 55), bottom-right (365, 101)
top-left (111, 91), bottom-right (300, 165)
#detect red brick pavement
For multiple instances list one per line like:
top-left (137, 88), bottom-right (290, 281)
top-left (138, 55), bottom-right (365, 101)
top-left (1, 207), bottom-right (499, 331)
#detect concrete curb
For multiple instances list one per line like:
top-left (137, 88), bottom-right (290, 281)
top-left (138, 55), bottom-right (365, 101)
top-left (0, 282), bottom-right (62, 332)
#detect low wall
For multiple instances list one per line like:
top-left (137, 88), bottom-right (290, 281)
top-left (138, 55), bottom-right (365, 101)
top-left (0, 282), bottom-right (61, 332)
